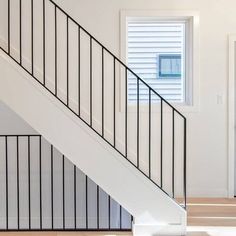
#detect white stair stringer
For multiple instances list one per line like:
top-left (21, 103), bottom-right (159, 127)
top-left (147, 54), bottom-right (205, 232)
top-left (0, 50), bottom-right (186, 236)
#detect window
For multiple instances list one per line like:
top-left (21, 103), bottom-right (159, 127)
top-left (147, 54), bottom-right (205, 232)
top-left (126, 19), bottom-right (187, 103)
top-left (158, 54), bottom-right (181, 78)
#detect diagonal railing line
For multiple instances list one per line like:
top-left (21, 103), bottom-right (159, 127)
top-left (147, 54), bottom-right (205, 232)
top-left (48, 0), bottom-right (186, 119)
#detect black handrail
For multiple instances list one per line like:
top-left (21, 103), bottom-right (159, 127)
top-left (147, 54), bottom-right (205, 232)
top-left (48, 0), bottom-right (186, 118)
top-left (0, 0), bottom-right (187, 209)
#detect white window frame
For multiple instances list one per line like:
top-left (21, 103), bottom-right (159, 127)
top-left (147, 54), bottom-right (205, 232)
top-left (120, 10), bottom-right (200, 113)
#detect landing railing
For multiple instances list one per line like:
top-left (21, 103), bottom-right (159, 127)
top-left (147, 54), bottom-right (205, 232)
top-left (0, 134), bottom-right (132, 231)
top-left (0, 0), bottom-right (186, 208)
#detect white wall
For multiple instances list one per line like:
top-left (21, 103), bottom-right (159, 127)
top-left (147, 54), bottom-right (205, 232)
top-left (0, 0), bottom-right (235, 197)
top-left (0, 102), bottom-right (36, 134)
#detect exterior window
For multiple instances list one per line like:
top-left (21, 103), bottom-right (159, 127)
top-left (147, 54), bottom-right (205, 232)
top-left (127, 20), bottom-right (188, 103)
top-left (158, 54), bottom-right (181, 78)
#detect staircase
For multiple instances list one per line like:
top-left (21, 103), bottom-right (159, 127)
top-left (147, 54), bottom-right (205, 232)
top-left (0, 0), bottom-right (187, 235)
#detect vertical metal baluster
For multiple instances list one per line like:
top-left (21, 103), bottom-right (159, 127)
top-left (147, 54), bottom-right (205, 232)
top-left (28, 136), bottom-right (31, 229)
top-left (113, 58), bottom-right (116, 147)
top-left (55, 6), bottom-right (57, 96)
top-left (119, 205), bottom-right (122, 229)
top-left (85, 176), bottom-right (88, 229)
top-left (184, 118), bottom-right (187, 209)
top-left (16, 136), bottom-right (20, 229)
top-left (78, 26), bottom-right (80, 116)
top-left (62, 155), bottom-right (65, 229)
top-left (39, 136), bottom-right (42, 230)
top-left (108, 196), bottom-right (110, 229)
top-left (19, 0), bottom-right (22, 64)
top-left (74, 165), bottom-right (76, 229)
top-left (66, 16), bottom-right (69, 106)
top-left (137, 78), bottom-right (139, 168)
top-left (51, 145), bottom-right (53, 229)
top-left (149, 89), bottom-right (151, 178)
top-left (31, 0), bottom-right (34, 75)
top-left (8, 0), bottom-right (10, 54)
top-left (5, 136), bottom-right (8, 230)
top-left (90, 37), bottom-right (93, 126)
top-left (43, 0), bottom-right (45, 85)
top-left (160, 98), bottom-right (163, 188)
top-left (102, 48), bottom-right (104, 137)
top-left (125, 69), bottom-right (128, 158)
top-left (172, 109), bottom-right (175, 198)
top-left (97, 185), bottom-right (99, 229)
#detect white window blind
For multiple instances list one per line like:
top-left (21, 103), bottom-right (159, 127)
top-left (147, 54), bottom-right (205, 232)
top-left (127, 20), bottom-right (186, 103)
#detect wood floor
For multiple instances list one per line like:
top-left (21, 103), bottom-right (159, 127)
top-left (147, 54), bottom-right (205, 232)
top-left (187, 198), bottom-right (236, 227)
top-left (0, 198), bottom-right (236, 236)
top-left (187, 198), bottom-right (236, 236)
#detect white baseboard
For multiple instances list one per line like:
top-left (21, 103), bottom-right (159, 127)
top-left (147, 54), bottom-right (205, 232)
top-left (187, 188), bottom-right (228, 197)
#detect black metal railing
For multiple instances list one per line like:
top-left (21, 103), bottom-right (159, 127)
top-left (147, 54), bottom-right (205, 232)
top-left (0, 134), bottom-right (132, 231)
top-left (0, 0), bottom-right (187, 209)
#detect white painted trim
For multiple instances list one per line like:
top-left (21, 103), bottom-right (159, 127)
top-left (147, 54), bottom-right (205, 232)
top-left (119, 10), bottom-right (200, 113)
top-left (187, 188), bottom-right (228, 198)
top-left (228, 35), bottom-right (236, 198)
